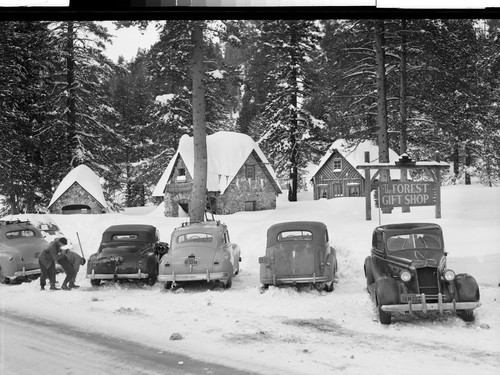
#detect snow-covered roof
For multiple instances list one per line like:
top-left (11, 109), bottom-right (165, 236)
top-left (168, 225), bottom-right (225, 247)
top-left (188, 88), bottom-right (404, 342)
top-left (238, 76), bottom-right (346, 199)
top-left (153, 131), bottom-right (281, 196)
top-left (311, 139), bottom-right (403, 180)
top-left (48, 165), bottom-right (107, 208)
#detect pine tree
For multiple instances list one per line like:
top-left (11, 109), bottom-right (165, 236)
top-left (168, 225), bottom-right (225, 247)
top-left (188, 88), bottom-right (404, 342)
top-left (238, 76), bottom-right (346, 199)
top-left (257, 20), bottom-right (326, 201)
top-left (0, 21), bottom-right (60, 214)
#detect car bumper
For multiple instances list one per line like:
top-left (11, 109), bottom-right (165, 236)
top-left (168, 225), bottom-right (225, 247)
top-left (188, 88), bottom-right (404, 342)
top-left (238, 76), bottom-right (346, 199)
top-left (12, 268), bottom-right (41, 278)
top-left (261, 274), bottom-right (330, 285)
top-left (9, 264), bottom-right (63, 279)
top-left (382, 293), bottom-right (481, 313)
top-left (86, 270), bottom-right (150, 280)
top-left (158, 271), bottom-right (229, 283)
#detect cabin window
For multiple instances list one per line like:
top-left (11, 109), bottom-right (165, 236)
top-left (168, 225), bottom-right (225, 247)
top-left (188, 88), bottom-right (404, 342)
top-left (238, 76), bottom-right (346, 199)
top-left (333, 159), bottom-right (342, 171)
top-left (176, 168), bottom-right (186, 182)
top-left (245, 165), bottom-right (255, 179)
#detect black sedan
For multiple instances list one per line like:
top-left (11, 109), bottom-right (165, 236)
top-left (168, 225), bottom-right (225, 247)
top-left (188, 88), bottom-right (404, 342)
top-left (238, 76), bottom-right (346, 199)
top-left (86, 224), bottom-right (168, 286)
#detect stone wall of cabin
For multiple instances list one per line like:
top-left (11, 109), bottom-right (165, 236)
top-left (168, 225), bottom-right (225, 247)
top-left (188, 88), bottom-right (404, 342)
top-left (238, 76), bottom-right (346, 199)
top-left (163, 153), bottom-right (279, 217)
top-left (49, 182), bottom-right (106, 214)
top-left (215, 153), bottom-right (278, 214)
top-left (163, 157), bottom-right (193, 217)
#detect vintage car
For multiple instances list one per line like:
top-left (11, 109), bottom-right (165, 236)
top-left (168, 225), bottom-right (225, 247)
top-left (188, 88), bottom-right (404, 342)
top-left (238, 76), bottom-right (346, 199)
top-left (0, 219), bottom-right (51, 284)
top-left (157, 221), bottom-right (241, 289)
top-left (86, 224), bottom-right (168, 286)
top-left (259, 221), bottom-right (338, 292)
top-left (364, 223), bottom-right (481, 324)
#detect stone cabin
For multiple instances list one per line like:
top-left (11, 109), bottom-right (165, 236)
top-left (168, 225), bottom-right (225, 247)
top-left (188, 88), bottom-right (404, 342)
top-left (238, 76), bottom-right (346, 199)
top-left (310, 139), bottom-right (402, 200)
top-left (153, 131), bottom-right (282, 216)
top-left (48, 164), bottom-right (108, 214)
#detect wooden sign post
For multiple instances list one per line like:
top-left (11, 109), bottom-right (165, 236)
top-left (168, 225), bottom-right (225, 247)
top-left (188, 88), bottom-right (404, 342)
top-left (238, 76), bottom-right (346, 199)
top-left (356, 153), bottom-right (449, 221)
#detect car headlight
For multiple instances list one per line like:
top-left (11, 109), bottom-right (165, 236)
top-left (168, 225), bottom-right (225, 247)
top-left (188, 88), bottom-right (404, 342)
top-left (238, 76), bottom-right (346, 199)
top-left (400, 270), bottom-right (412, 282)
top-left (443, 269), bottom-right (455, 281)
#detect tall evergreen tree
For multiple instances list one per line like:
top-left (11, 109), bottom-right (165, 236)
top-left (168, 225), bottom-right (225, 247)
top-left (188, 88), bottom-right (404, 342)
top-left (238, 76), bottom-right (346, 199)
top-left (257, 20), bottom-right (326, 201)
top-left (0, 21), bottom-right (60, 214)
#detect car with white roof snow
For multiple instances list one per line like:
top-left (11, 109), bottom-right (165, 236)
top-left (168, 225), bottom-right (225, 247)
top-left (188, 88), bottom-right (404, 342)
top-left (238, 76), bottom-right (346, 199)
top-left (364, 223), bottom-right (481, 324)
top-left (158, 220), bottom-right (241, 289)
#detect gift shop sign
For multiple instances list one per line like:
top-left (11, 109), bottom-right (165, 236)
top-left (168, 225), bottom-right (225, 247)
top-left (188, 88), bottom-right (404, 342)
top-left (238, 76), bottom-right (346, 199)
top-left (378, 182), bottom-right (436, 207)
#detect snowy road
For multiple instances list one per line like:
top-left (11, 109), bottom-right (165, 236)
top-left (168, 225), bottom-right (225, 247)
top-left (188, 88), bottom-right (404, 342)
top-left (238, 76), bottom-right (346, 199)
top-left (0, 310), bottom-right (259, 375)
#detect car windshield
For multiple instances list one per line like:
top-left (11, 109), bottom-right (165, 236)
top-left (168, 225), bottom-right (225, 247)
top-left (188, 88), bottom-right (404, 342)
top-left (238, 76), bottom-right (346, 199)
top-left (386, 233), bottom-right (442, 251)
top-left (100, 242), bottom-right (147, 254)
top-left (277, 230), bottom-right (313, 241)
top-left (176, 233), bottom-right (214, 243)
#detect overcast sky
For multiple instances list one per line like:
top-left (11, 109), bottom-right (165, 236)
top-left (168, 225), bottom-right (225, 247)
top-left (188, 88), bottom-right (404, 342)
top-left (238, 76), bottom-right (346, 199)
top-left (102, 21), bottom-right (159, 63)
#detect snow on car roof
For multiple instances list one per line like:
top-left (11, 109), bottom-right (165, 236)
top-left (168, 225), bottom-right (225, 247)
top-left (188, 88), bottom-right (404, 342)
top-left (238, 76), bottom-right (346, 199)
top-left (153, 131), bottom-right (280, 196)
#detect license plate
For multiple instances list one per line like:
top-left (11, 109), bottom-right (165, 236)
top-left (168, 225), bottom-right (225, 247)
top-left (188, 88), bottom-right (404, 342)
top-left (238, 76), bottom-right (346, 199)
top-left (402, 295), bottom-right (421, 303)
top-left (259, 256), bottom-right (274, 265)
top-left (185, 258), bottom-right (198, 266)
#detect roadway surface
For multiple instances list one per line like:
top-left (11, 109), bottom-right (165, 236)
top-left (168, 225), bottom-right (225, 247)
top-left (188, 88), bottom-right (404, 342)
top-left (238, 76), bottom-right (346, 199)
top-left (0, 310), bottom-right (259, 375)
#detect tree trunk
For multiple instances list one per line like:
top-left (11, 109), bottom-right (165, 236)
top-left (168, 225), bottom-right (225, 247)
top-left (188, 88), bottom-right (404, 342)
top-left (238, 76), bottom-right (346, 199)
top-left (66, 21), bottom-right (78, 168)
top-left (374, 20), bottom-right (391, 212)
top-left (289, 27), bottom-right (298, 202)
top-left (400, 19), bottom-right (410, 212)
top-left (189, 23), bottom-right (207, 223)
top-left (453, 141), bottom-right (460, 182)
top-left (375, 20), bottom-right (389, 164)
top-left (465, 143), bottom-right (472, 185)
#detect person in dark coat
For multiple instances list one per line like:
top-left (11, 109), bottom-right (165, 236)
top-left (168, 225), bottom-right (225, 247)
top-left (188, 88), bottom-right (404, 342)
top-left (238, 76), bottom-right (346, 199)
top-left (64, 249), bottom-right (86, 289)
top-left (57, 245), bottom-right (77, 291)
top-left (39, 237), bottom-right (67, 290)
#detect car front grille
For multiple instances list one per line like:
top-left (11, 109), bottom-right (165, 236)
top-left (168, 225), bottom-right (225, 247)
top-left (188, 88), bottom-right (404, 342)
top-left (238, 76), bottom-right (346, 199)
top-left (416, 267), bottom-right (439, 299)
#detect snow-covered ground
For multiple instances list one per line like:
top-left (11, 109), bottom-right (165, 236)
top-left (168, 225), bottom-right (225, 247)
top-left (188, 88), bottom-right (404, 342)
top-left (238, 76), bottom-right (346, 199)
top-left (2, 185), bottom-right (500, 374)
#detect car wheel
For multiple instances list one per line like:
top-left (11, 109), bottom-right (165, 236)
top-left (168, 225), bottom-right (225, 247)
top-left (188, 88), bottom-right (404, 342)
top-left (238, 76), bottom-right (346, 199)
top-left (325, 281), bottom-right (334, 292)
top-left (378, 305), bottom-right (392, 325)
top-left (224, 277), bottom-right (232, 289)
top-left (375, 286), bottom-right (392, 325)
top-left (146, 275), bottom-right (157, 286)
top-left (325, 266), bottom-right (335, 292)
top-left (0, 266), bottom-right (6, 284)
top-left (364, 258), bottom-right (375, 289)
top-left (459, 309), bottom-right (475, 322)
top-left (90, 279), bottom-right (101, 287)
top-left (164, 281), bottom-right (173, 290)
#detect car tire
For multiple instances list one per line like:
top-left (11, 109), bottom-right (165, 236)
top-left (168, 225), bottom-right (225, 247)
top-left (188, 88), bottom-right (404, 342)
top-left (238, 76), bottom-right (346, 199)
top-left (378, 304), bottom-right (392, 325)
top-left (375, 277), bottom-right (398, 325)
top-left (0, 266), bottom-right (6, 284)
top-left (459, 309), bottom-right (475, 322)
top-left (325, 266), bottom-right (335, 292)
top-left (164, 281), bottom-right (173, 290)
top-left (364, 257), bottom-right (375, 288)
top-left (146, 275), bottom-right (157, 286)
top-left (224, 277), bottom-right (232, 289)
top-left (90, 279), bottom-right (101, 287)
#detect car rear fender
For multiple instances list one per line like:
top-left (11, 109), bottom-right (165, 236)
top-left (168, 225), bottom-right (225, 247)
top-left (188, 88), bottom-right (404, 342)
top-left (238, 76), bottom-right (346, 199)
top-left (0, 256), bottom-right (17, 277)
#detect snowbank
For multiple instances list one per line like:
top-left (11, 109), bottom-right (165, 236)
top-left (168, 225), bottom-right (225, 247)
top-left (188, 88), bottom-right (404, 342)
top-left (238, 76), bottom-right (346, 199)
top-left (2, 185), bottom-right (500, 375)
